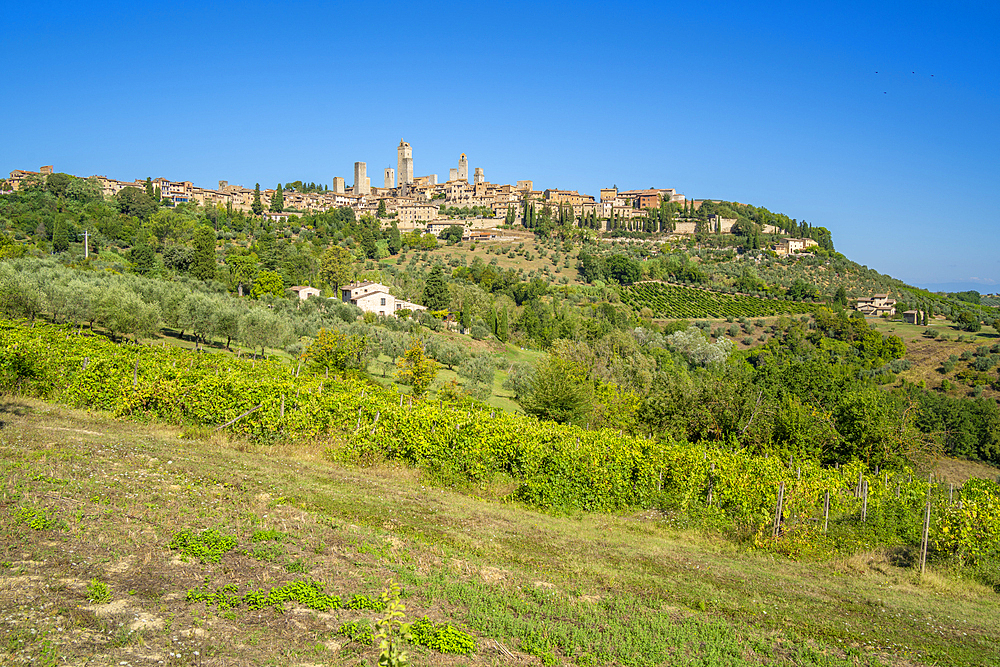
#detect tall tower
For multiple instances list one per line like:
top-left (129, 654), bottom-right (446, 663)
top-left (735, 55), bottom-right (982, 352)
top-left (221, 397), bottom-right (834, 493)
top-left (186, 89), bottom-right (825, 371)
top-left (354, 162), bottom-right (369, 195)
top-left (332, 177), bottom-right (345, 194)
top-left (457, 153), bottom-right (468, 182)
top-left (397, 139), bottom-right (413, 186)
top-left (384, 167), bottom-right (396, 189)
top-left (473, 167), bottom-right (484, 185)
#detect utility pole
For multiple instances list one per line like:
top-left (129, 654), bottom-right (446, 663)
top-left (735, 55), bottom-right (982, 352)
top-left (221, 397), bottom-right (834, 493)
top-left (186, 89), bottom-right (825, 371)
top-left (84, 230), bottom-right (89, 259)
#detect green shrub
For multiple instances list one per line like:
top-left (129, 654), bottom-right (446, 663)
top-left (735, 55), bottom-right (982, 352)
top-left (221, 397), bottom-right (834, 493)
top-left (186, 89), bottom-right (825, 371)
top-left (169, 529), bottom-right (237, 563)
top-left (339, 619), bottom-right (374, 645)
top-left (409, 617), bottom-right (476, 654)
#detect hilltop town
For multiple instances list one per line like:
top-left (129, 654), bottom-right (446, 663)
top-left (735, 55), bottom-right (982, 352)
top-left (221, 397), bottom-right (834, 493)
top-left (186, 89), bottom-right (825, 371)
top-left (6, 139), bottom-right (790, 241)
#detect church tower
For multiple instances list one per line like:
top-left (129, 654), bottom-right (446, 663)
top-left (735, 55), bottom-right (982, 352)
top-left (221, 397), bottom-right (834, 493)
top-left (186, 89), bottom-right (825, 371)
top-left (457, 153), bottom-right (468, 182)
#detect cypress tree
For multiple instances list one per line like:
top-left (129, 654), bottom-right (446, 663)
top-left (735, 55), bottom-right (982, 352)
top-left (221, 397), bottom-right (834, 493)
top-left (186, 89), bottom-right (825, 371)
top-left (270, 183), bottom-right (284, 213)
top-left (498, 307), bottom-right (509, 343)
top-left (252, 184), bottom-right (263, 215)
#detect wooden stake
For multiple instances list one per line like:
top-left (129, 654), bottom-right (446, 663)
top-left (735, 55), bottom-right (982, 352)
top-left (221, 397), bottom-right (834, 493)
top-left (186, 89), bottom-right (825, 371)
top-left (861, 480), bottom-right (868, 524)
top-left (707, 463), bottom-right (715, 505)
top-left (772, 482), bottom-right (785, 538)
top-left (216, 404), bottom-right (262, 430)
top-left (823, 490), bottom-right (830, 533)
top-left (919, 496), bottom-right (931, 575)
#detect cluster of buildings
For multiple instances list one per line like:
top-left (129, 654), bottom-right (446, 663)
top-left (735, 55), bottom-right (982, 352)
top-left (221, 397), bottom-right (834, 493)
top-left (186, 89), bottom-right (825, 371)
top-left (6, 142), bottom-right (702, 235)
top-left (7, 145), bottom-right (818, 252)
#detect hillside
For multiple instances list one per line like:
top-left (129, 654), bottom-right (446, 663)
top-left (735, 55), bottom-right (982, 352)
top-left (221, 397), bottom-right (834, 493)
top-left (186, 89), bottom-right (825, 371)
top-left (3, 397), bottom-right (999, 667)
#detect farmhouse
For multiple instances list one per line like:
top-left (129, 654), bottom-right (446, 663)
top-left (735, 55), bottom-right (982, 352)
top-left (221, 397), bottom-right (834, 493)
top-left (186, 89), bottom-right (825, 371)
top-left (340, 281), bottom-right (427, 317)
top-left (855, 294), bottom-right (897, 317)
top-left (774, 238), bottom-right (819, 256)
top-left (290, 286), bottom-right (320, 301)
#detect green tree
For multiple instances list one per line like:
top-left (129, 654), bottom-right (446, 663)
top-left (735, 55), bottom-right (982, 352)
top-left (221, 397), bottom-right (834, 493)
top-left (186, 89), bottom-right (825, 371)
top-left (116, 187), bottom-right (157, 220)
top-left (422, 265), bottom-right (449, 311)
top-left (395, 338), bottom-right (438, 397)
top-left (439, 225), bottom-right (464, 244)
top-left (270, 183), bottom-right (284, 213)
top-left (252, 183), bottom-right (263, 216)
top-left (191, 225), bottom-right (217, 281)
top-left (303, 328), bottom-right (371, 372)
top-left (833, 286), bottom-right (848, 307)
top-left (52, 220), bottom-right (69, 253)
top-left (497, 307), bottom-right (509, 343)
top-left (957, 311), bottom-right (982, 332)
top-left (320, 245), bottom-right (354, 293)
top-left (129, 243), bottom-right (157, 275)
top-left (519, 356), bottom-right (593, 425)
top-left (227, 253), bottom-right (258, 297)
top-left (239, 307), bottom-right (290, 357)
top-left (377, 199), bottom-right (387, 218)
top-left (458, 355), bottom-right (495, 400)
top-left (250, 269), bottom-right (285, 299)
top-left (387, 221), bottom-right (401, 255)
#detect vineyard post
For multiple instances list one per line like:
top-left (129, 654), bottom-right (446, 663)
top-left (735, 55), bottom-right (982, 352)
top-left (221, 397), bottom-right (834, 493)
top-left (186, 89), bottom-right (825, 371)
top-left (295, 359), bottom-right (301, 377)
top-left (855, 468), bottom-right (863, 498)
top-left (796, 466), bottom-right (801, 480)
top-left (919, 496), bottom-right (931, 575)
top-left (823, 490), bottom-right (830, 533)
top-left (707, 463), bottom-right (715, 505)
top-left (280, 394), bottom-right (285, 419)
top-left (772, 482), bottom-right (785, 538)
top-left (861, 480), bottom-right (868, 524)
top-left (949, 484), bottom-right (954, 504)
top-left (133, 356), bottom-right (139, 387)
top-left (370, 410), bottom-right (380, 435)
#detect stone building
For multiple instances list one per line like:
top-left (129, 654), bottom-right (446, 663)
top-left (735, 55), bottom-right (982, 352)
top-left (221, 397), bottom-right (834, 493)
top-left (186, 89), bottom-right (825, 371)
top-left (457, 154), bottom-right (469, 182)
top-left (353, 162), bottom-right (370, 195)
top-left (384, 167), bottom-right (395, 189)
top-left (397, 140), bottom-right (413, 186)
top-left (474, 167), bottom-right (485, 185)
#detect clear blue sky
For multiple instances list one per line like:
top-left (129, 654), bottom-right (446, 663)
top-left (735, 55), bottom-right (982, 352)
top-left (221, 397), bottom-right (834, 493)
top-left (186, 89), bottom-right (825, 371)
top-left (3, 1), bottom-right (998, 292)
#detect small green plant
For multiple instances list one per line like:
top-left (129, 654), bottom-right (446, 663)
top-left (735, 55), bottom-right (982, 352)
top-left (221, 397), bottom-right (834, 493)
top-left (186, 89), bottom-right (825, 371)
top-left (86, 579), bottom-right (111, 604)
top-left (284, 558), bottom-right (309, 573)
top-left (243, 542), bottom-right (285, 562)
top-left (339, 619), bottom-right (375, 646)
top-left (409, 617), bottom-right (476, 654)
top-left (346, 593), bottom-right (386, 612)
top-left (169, 529), bottom-right (237, 563)
top-left (250, 528), bottom-right (287, 543)
top-left (13, 506), bottom-right (62, 530)
top-left (375, 581), bottom-right (410, 667)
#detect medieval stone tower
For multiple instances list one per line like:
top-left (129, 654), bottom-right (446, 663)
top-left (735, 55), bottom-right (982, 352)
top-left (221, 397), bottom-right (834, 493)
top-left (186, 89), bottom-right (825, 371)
top-left (354, 162), bottom-right (370, 195)
top-left (397, 139), bottom-right (413, 186)
top-left (384, 167), bottom-right (396, 189)
top-left (457, 153), bottom-right (468, 182)
top-left (473, 167), bottom-right (485, 185)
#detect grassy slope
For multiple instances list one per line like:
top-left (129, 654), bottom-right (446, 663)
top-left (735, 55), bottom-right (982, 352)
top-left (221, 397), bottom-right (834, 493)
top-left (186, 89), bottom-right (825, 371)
top-left (867, 318), bottom-right (999, 402)
top-left (2, 399), bottom-right (998, 667)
